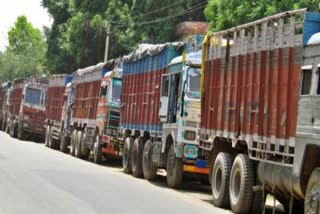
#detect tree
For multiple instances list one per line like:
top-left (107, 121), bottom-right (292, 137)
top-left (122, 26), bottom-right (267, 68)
top-left (204, 0), bottom-right (320, 31)
top-left (42, 0), bottom-right (206, 73)
top-left (0, 16), bottom-right (47, 81)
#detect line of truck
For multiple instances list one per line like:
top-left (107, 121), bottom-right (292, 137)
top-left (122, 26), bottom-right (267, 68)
top-left (0, 9), bottom-right (319, 213)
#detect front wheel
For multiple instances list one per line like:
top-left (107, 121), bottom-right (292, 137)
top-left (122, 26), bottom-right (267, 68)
top-left (45, 126), bottom-right (50, 147)
top-left (17, 122), bottom-right (24, 140)
top-left (70, 130), bottom-right (77, 156)
top-left (229, 154), bottom-right (254, 214)
top-left (93, 136), bottom-right (102, 164)
top-left (142, 140), bottom-right (157, 181)
top-left (166, 144), bottom-right (183, 189)
top-left (305, 167), bottom-right (320, 214)
top-left (123, 137), bottom-right (134, 174)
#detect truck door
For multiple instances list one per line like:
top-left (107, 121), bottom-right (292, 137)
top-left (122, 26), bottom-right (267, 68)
top-left (159, 74), bottom-right (170, 122)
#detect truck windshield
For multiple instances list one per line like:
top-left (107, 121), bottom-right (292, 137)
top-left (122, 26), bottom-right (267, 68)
top-left (187, 67), bottom-right (201, 99)
top-left (25, 88), bottom-right (41, 106)
top-left (112, 79), bottom-right (122, 103)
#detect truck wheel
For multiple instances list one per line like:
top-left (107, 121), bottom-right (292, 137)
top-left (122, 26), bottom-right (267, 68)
top-left (81, 133), bottom-right (90, 158)
top-left (10, 123), bottom-right (16, 138)
top-left (123, 137), bottom-right (134, 174)
top-left (305, 167), bottom-right (320, 214)
top-left (49, 129), bottom-right (57, 149)
top-left (75, 131), bottom-right (83, 158)
top-left (229, 154), bottom-right (254, 214)
top-left (70, 130), bottom-right (77, 156)
top-left (45, 126), bottom-right (50, 147)
top-left (17, 122), bottom-right (24, 140)
top-left (93, 136), bottom-right (102, 164)
top-left (166, 144), bottom-right (183, 189)
top-left (212, 152), bottom-right (233, 208)
top-left (142, 140), bottom-right (157, 181)
top-left (60, 131), bottom-right (69, 153)
top-left (131, 137), bottom-right (144, 178)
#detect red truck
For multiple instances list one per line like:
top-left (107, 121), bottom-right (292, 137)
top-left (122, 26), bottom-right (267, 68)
top-left (200, 9), bottom-right (320, 213)
top-left (64, 61), bottom-right (122, 163)
top-left (5, 78), bottom-right (27, 137)
top-left (45, 74), bottom-right (72, 150)
top-left (0, 81), bottom-right (11, 131)
top-left (16, 77), bottom-right (48, 140)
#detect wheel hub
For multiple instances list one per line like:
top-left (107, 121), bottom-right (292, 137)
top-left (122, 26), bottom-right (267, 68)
top-left (306, 185), bottom-right (320, 214)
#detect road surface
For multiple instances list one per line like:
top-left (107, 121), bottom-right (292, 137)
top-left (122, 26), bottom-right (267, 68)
top-left (0, 132), bottom-right (231, 214)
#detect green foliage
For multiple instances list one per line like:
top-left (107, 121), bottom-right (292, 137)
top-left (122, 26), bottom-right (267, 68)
top-left (0, 16), bottom-right (47, 81)
top-left (42, 0), bottom-right (205, 73)
top-left (205, 0), bottom-right (320, 31)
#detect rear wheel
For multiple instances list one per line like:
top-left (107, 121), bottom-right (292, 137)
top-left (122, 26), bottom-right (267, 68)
top-left (212, 152), bottom-right (233, 208)
top-left (93, 135), bottom-right (102, 164)
top-left (81, 132), bottom-right (90, 159)
top-left (60, 130), bottom-right (69, 153)
top-left (229, 154), bottom-right (254, 214)
top-left (123, 137), bottom-right (134, 174)
top-left (305, 167), bottom-right (320, 214)
top-left (131, 137), bottom-right (144, 178)
top-left (166, 144), bottom-right (183, 189)
top-left (142, 140), bottom-right (157, 181)
top-left (75, 131), bottom-right (83, 158)
top-left (70, 130), bottom-right (77, 156)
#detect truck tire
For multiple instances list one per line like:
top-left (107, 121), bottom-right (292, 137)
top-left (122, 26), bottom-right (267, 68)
top-left (10, 123), bottom-right (16, 138)
top-left (212, 152), bottom-right (233, 208)
top-left (123, 137), bottom-right (134, 174)
top-left (131, 137), bottom-right (144, 178)
top-left (142, 140), bottom-right (157, 181)
top-left (70, 130), bottom-right (77, 156)
top-left (81, 133), bottom-right (90, 158)
top-left (93, 136), bottom-right (102, 164)
top-left (49, 129), bottom-right (57, 149)
top-left (229, 154), bottom-right (254, 214)
top-left (166, 144), bottom-right (183, 189)
top-left (60, 131), bottom-right (69, 153)
top-left (45, 126), bottom-right (50, 147)
top-left (305, 167), bottom-right (320, 214)
top-left (17, 122), bottom-right (24, 140)
top-left (75, 131), bottom-right (83, 158)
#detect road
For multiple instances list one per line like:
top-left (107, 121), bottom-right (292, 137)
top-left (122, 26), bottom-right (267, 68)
top-left (0, 132), bottom-right (231, 214)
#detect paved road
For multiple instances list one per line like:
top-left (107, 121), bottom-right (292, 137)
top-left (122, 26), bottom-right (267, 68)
top-left (0, 132), bottom-right (231, 214)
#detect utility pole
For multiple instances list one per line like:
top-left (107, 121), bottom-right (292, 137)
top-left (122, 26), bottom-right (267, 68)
top-left (104, 25), bottom-right (111, 62)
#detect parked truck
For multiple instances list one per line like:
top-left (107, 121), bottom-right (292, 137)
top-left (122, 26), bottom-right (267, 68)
top-left (15, 77), bottom-right (48, 140)
top-left (0, 81), bottom-right (11, 131)
top-left (120, 39), bottom-right (208, 188)
top-left (5, 78), bottom-right (27, 136)
top-left (65, 61), bottom-right (122, 163)
top-left (45, 74), bottom-right (72, 150)
top-left (200, 9), bottom-right (320, 213)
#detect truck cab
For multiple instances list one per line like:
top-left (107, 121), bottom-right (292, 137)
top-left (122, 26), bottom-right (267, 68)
top-left (18, 78), bottom-right (48, 140)
top-left (95, 63), bottom-right (122, 162)
top-left (0, 81), bottom-right (12, 131)
top-left (159, 39), bottom-right (207, 178)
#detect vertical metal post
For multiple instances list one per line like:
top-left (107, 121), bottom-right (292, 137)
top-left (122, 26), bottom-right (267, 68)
top-left (104, 25), bottom-right (111, 62)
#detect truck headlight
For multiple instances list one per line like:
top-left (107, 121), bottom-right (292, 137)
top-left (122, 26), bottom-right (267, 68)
top-left (184, 130), bottom-right (196, 141)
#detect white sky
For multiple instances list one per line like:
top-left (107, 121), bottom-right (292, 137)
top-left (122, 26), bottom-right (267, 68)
top-left (0, 0), bottom-right (52, 51)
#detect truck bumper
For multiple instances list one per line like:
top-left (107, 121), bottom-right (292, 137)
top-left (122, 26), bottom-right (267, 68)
top-left (183, 159), bottom-right (209, 174)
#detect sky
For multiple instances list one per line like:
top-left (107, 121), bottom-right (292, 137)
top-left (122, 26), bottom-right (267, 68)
top-left (0, 0), bottom-right (52, 51)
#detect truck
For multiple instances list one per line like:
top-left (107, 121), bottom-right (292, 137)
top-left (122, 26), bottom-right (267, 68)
top-left (120, 39), bottom-right (208, 188)
top-left (0, 81), bottom-right (11, 131)
top-left (5, 78), bottom-right (27, 137)
top-left (66, 60), bottom-right (122, 163)
top-left (45, 74), bottom-right (72, 151)
top-left (199, 9), bottom-right (320, 213)
top-left (15, 77), bottom-right (48, 140)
